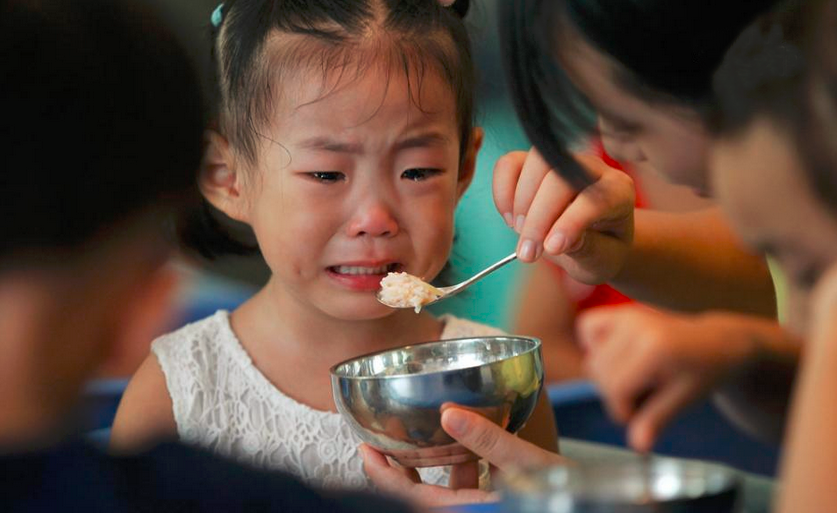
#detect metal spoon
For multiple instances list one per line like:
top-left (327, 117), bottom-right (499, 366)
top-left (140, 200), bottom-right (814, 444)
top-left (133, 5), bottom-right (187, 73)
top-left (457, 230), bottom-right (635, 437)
top-left (377, 252), bottom-right (518, 309)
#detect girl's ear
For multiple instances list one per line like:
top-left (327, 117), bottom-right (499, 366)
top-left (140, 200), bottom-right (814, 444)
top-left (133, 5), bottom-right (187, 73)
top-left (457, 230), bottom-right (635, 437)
top-left (456, 127), bottom-right (484, 201)
top-left (200, 130), bottom-right (249, 222)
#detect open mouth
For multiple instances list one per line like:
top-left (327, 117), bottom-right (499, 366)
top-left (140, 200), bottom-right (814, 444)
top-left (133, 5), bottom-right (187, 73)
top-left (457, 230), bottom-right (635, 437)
top-left (327, 263), bottom-right (402, 276)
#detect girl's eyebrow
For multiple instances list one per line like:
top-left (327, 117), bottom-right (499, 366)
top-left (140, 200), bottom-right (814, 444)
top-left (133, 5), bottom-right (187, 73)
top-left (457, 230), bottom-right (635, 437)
top-left (298, 132), bottom-right (451, 154)
top-left (298, 137), bottom-right (364, 154)
top-left (394, 131), bottom-right (450, 151)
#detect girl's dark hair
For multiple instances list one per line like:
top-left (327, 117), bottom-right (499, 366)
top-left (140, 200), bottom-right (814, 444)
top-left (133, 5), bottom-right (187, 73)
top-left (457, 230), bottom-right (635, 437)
top-left (498, 0), bottom-right (782, 189)
top-left (185, 0), bottom-right (475, 259)
top-left (0, 0), bottom-right (205, 260)
top-left (714, 0), bottom-right (837, 214)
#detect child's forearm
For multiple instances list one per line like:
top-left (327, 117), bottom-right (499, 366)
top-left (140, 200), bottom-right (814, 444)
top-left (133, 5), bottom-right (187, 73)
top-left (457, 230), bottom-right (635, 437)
top-left (612, 208), bottom-right (777, 317)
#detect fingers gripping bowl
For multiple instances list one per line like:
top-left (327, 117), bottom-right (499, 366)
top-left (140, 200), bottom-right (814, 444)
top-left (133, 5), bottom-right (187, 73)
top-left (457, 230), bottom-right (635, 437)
top-left (330, 336), bottom-right (544, 467)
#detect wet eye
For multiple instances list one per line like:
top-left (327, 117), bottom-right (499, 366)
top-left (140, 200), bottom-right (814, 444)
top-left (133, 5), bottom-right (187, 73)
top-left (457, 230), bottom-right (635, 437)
top-left (307, 171), bottom-right (345, 183)
top-left (402, 168), bottom-right (441, 182)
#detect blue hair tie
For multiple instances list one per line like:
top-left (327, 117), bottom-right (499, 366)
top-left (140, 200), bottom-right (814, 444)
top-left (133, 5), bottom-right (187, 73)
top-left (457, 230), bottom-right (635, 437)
top-left (211, 3), bottom-right (224, 29)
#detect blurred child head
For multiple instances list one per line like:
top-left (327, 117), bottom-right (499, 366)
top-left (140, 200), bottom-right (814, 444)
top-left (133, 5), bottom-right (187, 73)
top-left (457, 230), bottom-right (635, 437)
top-left (191, 0), bottom-right (482, 321)
top-left (0, 0), bottom-right (204, 436)
top-left (710, 0), bottom-right (837, 334)
top-left (499, 0), bottom-right (780, 191)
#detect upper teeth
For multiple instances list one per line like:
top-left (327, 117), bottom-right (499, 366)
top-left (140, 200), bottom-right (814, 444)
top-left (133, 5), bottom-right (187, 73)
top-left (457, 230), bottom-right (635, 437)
top-left (335, 265), bottom-right (391, 275)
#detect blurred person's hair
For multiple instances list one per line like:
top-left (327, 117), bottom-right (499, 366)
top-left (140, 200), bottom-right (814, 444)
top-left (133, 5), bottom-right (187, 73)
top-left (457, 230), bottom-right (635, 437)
top-left (0, 0), bottom-right (205, 268)
top-left (498, 0), bottom-right (782, 188)
top-left (712, 0), bottom-right (837, 213)
top-left (803, 0), bottom-right (837, 212)
top-left (712, 0), bottom-right (806, 138)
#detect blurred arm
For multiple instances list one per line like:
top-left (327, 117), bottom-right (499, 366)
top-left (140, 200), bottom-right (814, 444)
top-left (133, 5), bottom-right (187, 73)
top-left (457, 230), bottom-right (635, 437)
top-left (777, 271), bottom-right (837, 513)
top-left (710, 313), bottom-right (801, 444)
top-left (110, 354), bottom-right (178, 453)
top-left (612, 208), bottom-right (777, 317)
top-left (512, 262), bottom-right (585, 382)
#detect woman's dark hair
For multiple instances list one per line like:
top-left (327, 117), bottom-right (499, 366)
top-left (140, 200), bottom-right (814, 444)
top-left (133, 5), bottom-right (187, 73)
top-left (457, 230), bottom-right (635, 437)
top-left (712, 0), bottom-right (837, 213)
top-left (185, 0), bottom-right (475, 259)
top-left (0, 0), bottom-right (205, 261)
top-left (498, 0), bottom-right (781, 188)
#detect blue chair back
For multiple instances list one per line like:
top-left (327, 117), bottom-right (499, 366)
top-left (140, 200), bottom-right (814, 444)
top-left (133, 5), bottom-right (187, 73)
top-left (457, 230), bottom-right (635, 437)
top-left (80, 379), bottom-right (129, 447)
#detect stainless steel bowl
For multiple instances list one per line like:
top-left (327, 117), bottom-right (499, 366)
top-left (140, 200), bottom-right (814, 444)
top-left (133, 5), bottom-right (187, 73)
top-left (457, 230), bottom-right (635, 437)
top-left (330, 336), bottom-right (543, 467)
top-left (502, 458), bottom-right (741, 512)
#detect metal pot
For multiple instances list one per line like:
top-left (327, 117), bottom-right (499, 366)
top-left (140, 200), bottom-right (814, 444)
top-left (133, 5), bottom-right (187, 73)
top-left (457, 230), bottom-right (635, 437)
top-left (502, 457), bottom-right (741, 512)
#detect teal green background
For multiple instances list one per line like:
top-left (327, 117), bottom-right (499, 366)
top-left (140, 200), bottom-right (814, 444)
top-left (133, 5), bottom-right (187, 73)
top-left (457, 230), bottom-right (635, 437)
top-left (430, 102), bottom-right (530, 331)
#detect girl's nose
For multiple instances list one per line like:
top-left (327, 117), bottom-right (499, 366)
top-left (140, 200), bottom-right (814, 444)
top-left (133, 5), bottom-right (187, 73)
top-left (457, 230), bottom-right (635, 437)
top-left (347, 201), bottom-right (399, 238)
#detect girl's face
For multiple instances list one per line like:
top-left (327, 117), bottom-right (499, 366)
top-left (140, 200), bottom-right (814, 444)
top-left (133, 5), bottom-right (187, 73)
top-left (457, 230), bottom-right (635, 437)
top-left (210, 64), bottom-right (478, 321)
top-left (558, 30), bottom-right (712, 193)
top-left (711, 119), bottom-right (837, 335)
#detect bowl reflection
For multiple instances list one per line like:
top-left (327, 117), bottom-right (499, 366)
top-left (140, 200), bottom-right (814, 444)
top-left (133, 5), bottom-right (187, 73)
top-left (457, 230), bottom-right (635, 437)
top-left (330, 336), bottom-right (543, 467)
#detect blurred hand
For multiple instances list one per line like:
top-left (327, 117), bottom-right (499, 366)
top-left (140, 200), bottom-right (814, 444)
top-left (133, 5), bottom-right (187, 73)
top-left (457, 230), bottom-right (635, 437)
top-left (493, 148), bottom-right (635, 284)
top-left (361, 408), bottom-right (566, 507)
top-left (579, 306), bottom-right (762, 452)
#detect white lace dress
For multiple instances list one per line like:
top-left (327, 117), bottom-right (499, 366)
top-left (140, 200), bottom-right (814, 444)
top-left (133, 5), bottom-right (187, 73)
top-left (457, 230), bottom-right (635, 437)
top-left (152, 310), bottom-right (505, 491)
